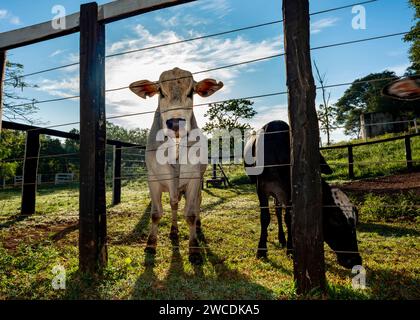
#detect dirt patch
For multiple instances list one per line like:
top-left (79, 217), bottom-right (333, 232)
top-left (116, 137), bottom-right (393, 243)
top-left (335, 171), bottom-right (420, 196)
top-left (1, 220), bottom-right (78, 251)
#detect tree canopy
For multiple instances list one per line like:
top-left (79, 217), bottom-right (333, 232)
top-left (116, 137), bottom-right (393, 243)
top-left (404, 0), bottom-right (420, 74)
top-left (203, 99), bottom-right (257, 134)
top-left (333, 71), bottom-right (420, 137)
top-left (3, 61), bottom-right (38, 123)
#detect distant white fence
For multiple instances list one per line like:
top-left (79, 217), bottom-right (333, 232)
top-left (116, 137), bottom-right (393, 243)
top-left (55, 173), bottom-right (74, 185)
top-left (1, 174), bottom-right (76, 189)
top-left (13, 175), bottom-right (42, 186)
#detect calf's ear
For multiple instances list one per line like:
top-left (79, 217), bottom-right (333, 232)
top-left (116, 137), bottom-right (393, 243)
top-left (194, 79), bottom-right (224, 97)
top-left (129, 80), bottom-right (159, 99)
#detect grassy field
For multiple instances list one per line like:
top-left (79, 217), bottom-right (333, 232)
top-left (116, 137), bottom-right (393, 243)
top-left (319, 134), bottom-right (420, 181)
top-left (0, 177), bottom-right (419, 300)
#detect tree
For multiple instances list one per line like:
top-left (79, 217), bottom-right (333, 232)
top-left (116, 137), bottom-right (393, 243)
top-left (314, 61), bottom-right (333, 145)
top-left (3, 61), bottom-right (38, 123)
top-left (203, 99), bottom-right (257, 134)
top-left (404, 0), bottom-right (420, 74)
top-left (0, 61), bottom-right (38, 180)
top-left (334, 71), bottom-right (420, 137)
top-left (0, 129), bottom-right (26, 180)
top-left (106, 121), bottom-right (148, 145)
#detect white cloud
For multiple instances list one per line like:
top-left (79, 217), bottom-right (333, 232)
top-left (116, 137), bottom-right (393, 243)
top-left (155, 15), bottom-right (179, 28)
top-left (9, 16), bottom-right (21, 25)
top-left (199, 0), bottom-right (232, 18)
top-left (50, 49), bottom-right (66, 58)
top-left (37, 24), bottom-right (282, 129)
top-left (384, 63), bottom-right (410, 77)
top-left (311, 17), bottom-right (339, 34)
top-left (387, 50), bottom-right (406, 57)
top-left (36, 78), bottom-right (79, 98)
top-left (0, 9), bottom-right (22, 25)
top-left (155, 13), bottom-right (210, 28)
top-left (249, 104), bottom-right (289, 130)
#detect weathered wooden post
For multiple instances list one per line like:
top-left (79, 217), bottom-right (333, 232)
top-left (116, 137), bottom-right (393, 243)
top-left (0, 51), bottom-right (6, 134)
top-left (79, 2), bottom-right (107, 273)
top-left (283, 0), bottom-right (326, 294)
top-left (112, 143), bottom-right (122, 205)
top-left (21, 131), bottom-right (40, 215)
top-left (405, 136), bottom-right (413, 171)
top-left (348, 145), bottom-right (355, 179)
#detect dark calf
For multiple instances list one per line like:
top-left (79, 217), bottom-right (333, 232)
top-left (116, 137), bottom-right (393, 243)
top-left (244, 120), bottom-right (362, 269)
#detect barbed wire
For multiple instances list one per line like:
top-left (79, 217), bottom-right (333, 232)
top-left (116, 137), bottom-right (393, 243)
top-left (2, 0), bottom-right (379, 83)
top-left (1, 203), bottom-right (419, 220)
top-left (6, 30), bottom-right (410, 111)
top-left (7, 71), bottom-right (416, 139)
top-left (0, 207), bottom-right (417, 256)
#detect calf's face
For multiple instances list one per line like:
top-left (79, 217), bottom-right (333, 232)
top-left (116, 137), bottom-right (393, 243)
top-left (323, 184), bottom-right (362, 269)
top-left (129, 68), bottom-right (223, 136)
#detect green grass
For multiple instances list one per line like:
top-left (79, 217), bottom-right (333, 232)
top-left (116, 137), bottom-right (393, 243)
top-left (321, 134), bottom-right (420, 181)
top-left (0, 180), bottom-right (419, 300)
top-left (353, 192), bottom-right (420, 223)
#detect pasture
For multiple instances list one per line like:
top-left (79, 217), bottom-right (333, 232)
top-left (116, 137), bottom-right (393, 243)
top-left (0, 169), bottom-right (419, 299)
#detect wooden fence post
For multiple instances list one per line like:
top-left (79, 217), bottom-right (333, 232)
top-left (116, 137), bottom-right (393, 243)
top-left (0, 51), bottom-right (6, 134)
top-left (405, 137), bottom-right (413, 171)
top-left (79, 2), bottom-right (107, 274)
top-left (348, 145), bottom-right (354, 179)
top-left (283, 0), bottom-right (326, 294)
top-left (112, 144), bottom-right (122, 206)
top-left (21, 131), bottom-right (40, 215)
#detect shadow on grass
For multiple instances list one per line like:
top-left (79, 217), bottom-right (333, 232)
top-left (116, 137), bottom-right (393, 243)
top-left (325, 259), bottom-right (420, 299)
top-left (64, 270), bottom-right (102, 299)
top-left (263, 256), bottom-right (293, 276)
top-left (131, 230), bottom-right (275, 300)
top-left (51, 223), bottom-right (79, 241)
top-left (112, 202), bottom-right (151, 245)
top-left (0, 215), bottom-right (28, 231)
top-left (366, 267), bottom-right (420, 299)
top-left (358, 222), bottom-right (420, 237)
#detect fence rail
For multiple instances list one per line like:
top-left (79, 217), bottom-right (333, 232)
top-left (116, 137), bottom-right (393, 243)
top-left (320, 132), bottom-right (419, 179)
top-left (1, 119), bottom-right (144, 211)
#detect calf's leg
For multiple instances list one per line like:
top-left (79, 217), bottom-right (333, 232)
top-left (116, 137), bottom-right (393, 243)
top-left (185, 180), bottom-right (203, 265)
top-left (274, 199), bottom-right (287, 248)
top-left (169, 190), bottom-right (181, 240)
top-left (145, 183), bottom-right (163, 255)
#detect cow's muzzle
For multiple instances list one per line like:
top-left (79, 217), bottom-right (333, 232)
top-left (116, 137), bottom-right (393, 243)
top-left (166, 118), bottom-right (186, 132)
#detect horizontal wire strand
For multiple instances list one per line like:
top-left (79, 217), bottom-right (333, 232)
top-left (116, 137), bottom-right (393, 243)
top-left (2, 0), bottom-right (379, 83)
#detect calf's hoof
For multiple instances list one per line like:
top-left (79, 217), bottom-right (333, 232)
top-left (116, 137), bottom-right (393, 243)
top-left (189, 252), bottom-right (204, 265)
top-left (144, 246), bottom-right (156, 255)
top-left (169, 227), bottom-right (179, 241)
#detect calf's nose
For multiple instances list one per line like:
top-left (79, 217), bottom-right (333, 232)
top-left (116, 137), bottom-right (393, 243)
top-left (166, 118), bottom-right (186, 132)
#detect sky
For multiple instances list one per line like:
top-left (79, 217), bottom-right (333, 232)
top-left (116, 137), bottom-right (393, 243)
top-left (0, 0), bottom-right (416, 144)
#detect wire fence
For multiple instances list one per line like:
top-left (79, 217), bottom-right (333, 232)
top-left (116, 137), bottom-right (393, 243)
top-left (1, 0), bottom-right (419, 265)
top-left (2, 0), bottom-right (379, 84)
top-left (6, 31), bottom-right (411, 112)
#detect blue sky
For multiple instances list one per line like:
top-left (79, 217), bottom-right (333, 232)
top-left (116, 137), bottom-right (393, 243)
top-left (0, 0), bottom-right (415, 143)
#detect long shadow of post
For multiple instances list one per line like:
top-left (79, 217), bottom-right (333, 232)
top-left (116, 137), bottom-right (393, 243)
top-left (131, 229), bottom-right (276, 300)
top-left (113, 202), bottom-right (151, 245)
top-left (358, 222), bottom-right (420, 237)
